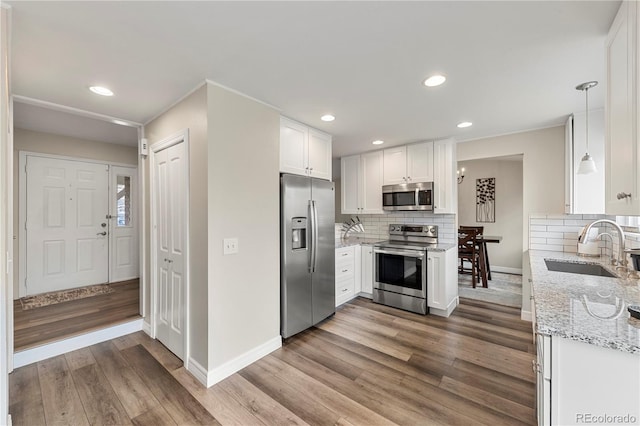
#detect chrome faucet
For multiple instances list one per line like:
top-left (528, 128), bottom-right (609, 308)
top-left (578, 219), bottom-right (627, 270)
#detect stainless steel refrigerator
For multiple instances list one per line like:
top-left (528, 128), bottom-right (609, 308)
top-left (281, 173), bottom-right (335, 339)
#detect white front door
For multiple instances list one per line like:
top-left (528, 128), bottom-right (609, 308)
top-left (153, 140), bottom-right (186, 360)
top-left (25, 156), bottom-right (109, 295)
top-left (109, 166), bottom-right (139, 282)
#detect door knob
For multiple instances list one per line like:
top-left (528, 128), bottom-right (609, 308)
top-left (97, 231), bottom-right (107, 236)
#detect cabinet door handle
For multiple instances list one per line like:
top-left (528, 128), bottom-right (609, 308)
top-left (407, 176), bottom-right (411, 181)
top-left (342, 269), bottom-right (348, 273)
top-left (617, 192), bottom-right (632, 200)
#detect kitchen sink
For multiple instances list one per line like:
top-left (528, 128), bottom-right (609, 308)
top-left (544, 259), bottom-right (617, 278)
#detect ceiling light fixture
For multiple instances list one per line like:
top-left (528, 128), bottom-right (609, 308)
top-left (457, 121), bottom-right (473, 128)
top-left (89, 86), bottom-right (114, 96)
top-left (576, 81), bottom-right (598, 175)
top-left (372, 140), bottom-right (384, 145)
top-left (321, 114), bottom-right (335, 122)
top-left (423, 75), bottom-right (446, 87)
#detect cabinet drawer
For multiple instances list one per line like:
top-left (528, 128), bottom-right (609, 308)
top-left (336, 277), bottom-right (355, 297)
top-left (336, 247), bottom-right (355, 263)
top-left (335, 263), bottom-right (355, 280)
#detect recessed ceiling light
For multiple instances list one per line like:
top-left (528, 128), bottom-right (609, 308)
top-left (457, 121), bottom-right (473, 128)
top-left (89, 86), bottom-right (114, 96)
top-left (321, 114), bottom-right (335, 122)
top-left (423, 75), bottom-right (446, 87)
top-left (372, 140), bottom-right (384, 145)
top-left (112, 119), bottom-right (129, 126)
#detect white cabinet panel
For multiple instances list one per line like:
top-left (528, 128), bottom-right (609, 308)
top-left (336, 246), bottom-right (357, 306)
top-left (383, 146), bottom-right (407, 185)
top-left (341, 155), bottom-right (361, 214)
top-left (407, 141), bottom-right (434, 182)
top-left (341, 151), bottom-right (384, 214)
top-left (426, 247), bottom-right (457, 317)
top-left (280, 116), bottom-right (332, 180)
top-left (433, 138), bottom-right (457, 214)
top-left (360, 244), bottom-right (373, 297)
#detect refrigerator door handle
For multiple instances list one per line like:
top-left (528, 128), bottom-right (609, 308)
top-left (309, 200), bottom-right (316, 273)
top-left (312, 200), bottom-right (319, 273)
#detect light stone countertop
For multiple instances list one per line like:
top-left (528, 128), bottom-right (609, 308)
top-left (530, 250), bottom-right (640, 355)
top-left (335, 238), bottom-right (456, 252)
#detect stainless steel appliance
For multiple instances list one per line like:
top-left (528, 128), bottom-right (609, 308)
top-left (382, 181), bottom-right (433, 211)
top-left (281, 174), bottom-right (335, 338)
top-left (373, 224), bottom-right (438, 315)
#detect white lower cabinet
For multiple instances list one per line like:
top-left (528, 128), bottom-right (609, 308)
top-left (535, 333), bottom-right (640, 426)
top-left (335, 245), bottom-right (360, 306)
top-left (360, 244), bottom-right (374, 298)
top-left (426, 247), bottom-right (458, 317)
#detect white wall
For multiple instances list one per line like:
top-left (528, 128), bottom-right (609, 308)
top-left (206, 83), bottom-right (280, 372)
top-left (457, 157), bottom-right (523, 272)
top-left (143, 85), bottom-right (209, 368)
top-left (11, 128), bottom-right (138, 296)
top-left (457, 126), bottom-right (565, 252)
top-left (1, 5), bottom-right (11, 424)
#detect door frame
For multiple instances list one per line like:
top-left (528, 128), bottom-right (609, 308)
top-left (18, 151), bottom-right (137, 297)
top-left (149, 129), bottom-right (190, 366)
top-left (109, 165), bottom-right (139, 282)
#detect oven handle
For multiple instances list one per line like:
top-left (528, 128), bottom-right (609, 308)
top-left (373, 248), bottom-right (425, 259)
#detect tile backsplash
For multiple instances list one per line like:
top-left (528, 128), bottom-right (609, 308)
top-left (336, 212), bottom-right (457, 244)
top-left (528, 213), bottom-right (611, 254)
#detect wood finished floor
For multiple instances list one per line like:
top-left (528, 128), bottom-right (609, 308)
top-left (10, 297), bottom-right (536, 425)
top-left (14, 280), bottom-right (140, 351)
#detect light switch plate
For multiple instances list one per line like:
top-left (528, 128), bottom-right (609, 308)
top-left (223, 238), bottom-right (239, 255)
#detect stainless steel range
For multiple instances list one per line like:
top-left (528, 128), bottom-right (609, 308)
top-left (373, 224), bottom-right (438, 315)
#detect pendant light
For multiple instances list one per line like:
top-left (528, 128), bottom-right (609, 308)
top-left (575, 81), bottom-right (598, 175)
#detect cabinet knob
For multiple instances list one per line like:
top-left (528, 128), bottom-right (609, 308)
top-left (617, 192), bottom-right (632, 200)
top-left (407, 176), bottom-right (411, 181)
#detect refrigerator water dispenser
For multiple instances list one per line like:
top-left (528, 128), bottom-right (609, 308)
top-left (291, 217), bottom-right (307, 250)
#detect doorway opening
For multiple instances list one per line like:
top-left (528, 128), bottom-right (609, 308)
top-left (456, 154), bottom-right (524, 308)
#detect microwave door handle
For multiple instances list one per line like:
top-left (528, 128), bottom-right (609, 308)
top-left (415, 188), bottom-right (420, 207)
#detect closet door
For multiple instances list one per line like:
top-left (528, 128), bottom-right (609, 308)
top-left (153, 141), bottom-right (186, 360)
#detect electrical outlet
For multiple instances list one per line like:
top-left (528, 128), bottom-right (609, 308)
top-left (223, 238), bottom-right (239, 255)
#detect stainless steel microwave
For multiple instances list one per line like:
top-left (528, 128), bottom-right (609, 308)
top-left (382, 182), bottom-right (433, 211)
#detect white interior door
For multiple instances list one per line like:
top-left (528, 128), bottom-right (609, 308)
top-left (25, 156), bottom-right (109, 295)
top-left (109, 166), bottom-right (139, 282)
top-left (153, 140), bottom-right (186, 360)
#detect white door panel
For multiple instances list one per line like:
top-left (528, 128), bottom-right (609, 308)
top-left (26, 156), bottom-right (109, 295)
top-left (153, 141), bottom-right (186, 360)
top-left (109, 166), bottom-right (139, 282)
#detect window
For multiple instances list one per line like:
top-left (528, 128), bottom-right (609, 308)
top-left (116, 175), bottom-right (131, 227)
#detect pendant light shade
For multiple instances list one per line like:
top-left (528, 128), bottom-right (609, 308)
top-left (576, 81), bottom-right (598, 175)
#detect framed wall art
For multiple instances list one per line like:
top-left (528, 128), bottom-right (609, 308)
top-left (476, 177), bottom-right (495, 223)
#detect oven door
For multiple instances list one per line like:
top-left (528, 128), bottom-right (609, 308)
top-left (373, 247), bottom-right (426, 298)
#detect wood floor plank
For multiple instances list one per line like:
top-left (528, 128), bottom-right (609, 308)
top-left (217, 374), bottom-right (310, 426)
top-left (8, 364), bottom-right (46, 426)
top-left (121, 344), bottom-right (219, 425)
top-left (71, 363), bottom-right (133, 425)
top-left (37, 355), bottom-right (89, 426)
top-left (89, 341), bottom-right (160, 419)
top-left (64, 347), bottom-right (96, 371)
top-left (126, 331), bottom-right (183, 371)
top-left (131, 405), bottom-right (177, 426)
top-left (171, 367), bottom-right (267, 426)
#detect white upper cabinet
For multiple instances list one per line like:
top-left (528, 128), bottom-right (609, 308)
top-left (383, 141), bottom-right (433, 185)
top-left (605, 0), bottom-right (639, 214)
top-left (341, 151), bottom-right (384, 214)
top-left (565, 111), bottom-right (605, 214)
top-left (280, 116), bottom-right (332, 180)
top-left (433, 138), bottom-right (457, 214)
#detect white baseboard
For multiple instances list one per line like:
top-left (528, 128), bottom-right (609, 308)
top-left (14, 318), bottom-right (143, 368)
top-left (521, 310), bottom-right (532, 322)
top-left (187, 357), bottom-right (209, 387)
top-left (430, 297), bottom-right (459, 318)
top-left (205, 335), bottom-right (282, 387)
top-left (491, 266), bottom-right (523, 275)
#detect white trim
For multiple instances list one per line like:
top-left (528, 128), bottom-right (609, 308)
top-left (205, 336), bottom-right (282, 387)
top-left (108, 165), bottom-right (139, 283)
top-left (204, 79), bottom-right (280, 111)
top-left (138, 127), bottom-right (146, 319)
top-left (149, 129), bottom-right (190, 366)
top-left (521, 310), bottom-right (532, 322)
top-left (491, 266), bottom-right (523, 275)
top-left (186, 357), bottom-right (208, 387)
top-left (12, 95), bottom-right (142, 128)
top-left (142, 320), bottom-right (151, 336)
top-left (13, 319), bottom-right (143, 368)
top-left (456, 123), bottom-right (564, 145)
top-left (429, 296), bottom-right (459, 318)
top-left (18, 149), bottom-right (137, 167)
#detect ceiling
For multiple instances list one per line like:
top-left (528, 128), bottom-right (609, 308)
top-left (8, 1), bottom-right (620, 157)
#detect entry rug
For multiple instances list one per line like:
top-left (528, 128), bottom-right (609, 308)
top-left (20, 283), bottom-right (114, 310)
